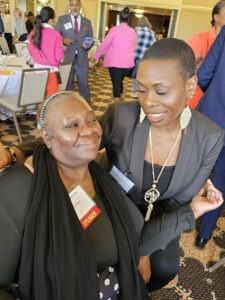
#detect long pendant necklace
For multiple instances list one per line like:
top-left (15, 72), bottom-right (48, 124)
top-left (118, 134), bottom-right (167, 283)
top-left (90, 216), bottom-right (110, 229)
top-left (144, 127), bottom-right (182, 221)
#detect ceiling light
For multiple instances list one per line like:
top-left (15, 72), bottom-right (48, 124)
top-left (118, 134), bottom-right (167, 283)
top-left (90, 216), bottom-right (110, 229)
top-left (134, 8), bottom-right (144, 14)
top-left (135, 13), bottom-right (143, 18)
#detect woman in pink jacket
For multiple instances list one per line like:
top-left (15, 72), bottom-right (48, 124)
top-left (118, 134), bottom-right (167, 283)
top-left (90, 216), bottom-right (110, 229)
top-left (28, 6), bottom-right (64, 96)
top-left (94, 7), bottom-right (136, 102)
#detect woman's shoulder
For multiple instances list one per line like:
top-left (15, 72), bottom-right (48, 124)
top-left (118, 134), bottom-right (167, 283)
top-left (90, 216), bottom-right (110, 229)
top-left (43, 26), bottom-right (60, 35)
top-left (106, 101), bottom-right (140, 120)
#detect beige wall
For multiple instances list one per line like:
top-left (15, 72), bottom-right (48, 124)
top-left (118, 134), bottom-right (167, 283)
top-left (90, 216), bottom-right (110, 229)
top-left (176, 6), bottom-right (212, 42)
top-left (82, 0), bottom-right (99, 37)
top-left (51, 0), bottom-right (216, 42)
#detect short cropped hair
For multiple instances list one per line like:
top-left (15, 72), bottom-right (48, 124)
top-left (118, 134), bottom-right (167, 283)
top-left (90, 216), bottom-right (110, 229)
top-left (142, 38), bottom-right (196, 80)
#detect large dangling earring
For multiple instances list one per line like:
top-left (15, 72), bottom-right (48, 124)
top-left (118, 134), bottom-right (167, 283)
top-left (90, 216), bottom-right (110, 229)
top-left (180, 106), bottom-right (192, 129)
top-left (138, 107), bottom-right (146, 126)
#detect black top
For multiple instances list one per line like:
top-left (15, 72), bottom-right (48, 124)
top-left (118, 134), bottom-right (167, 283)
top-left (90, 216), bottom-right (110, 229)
top-left (140, 161), bottom-right (175, 215)
top-left (25, 19), bottom-right (34, 34)
top-left (85, 195), bottom-right (118, 271)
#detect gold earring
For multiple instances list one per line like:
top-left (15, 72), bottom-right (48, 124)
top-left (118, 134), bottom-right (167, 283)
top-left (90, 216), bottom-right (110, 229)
top-left (180, 106), bottom-right (192, 129)
top-left (138, 107), bottom-right (146, 126)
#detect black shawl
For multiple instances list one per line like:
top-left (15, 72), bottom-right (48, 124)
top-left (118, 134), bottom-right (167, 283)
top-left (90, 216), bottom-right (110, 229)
top-left (18, 144), bottom-right (149, 300)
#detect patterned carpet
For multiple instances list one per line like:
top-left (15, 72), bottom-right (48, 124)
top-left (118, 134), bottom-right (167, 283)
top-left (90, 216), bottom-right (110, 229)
top-left (0, 67), bottom-right (225, 299)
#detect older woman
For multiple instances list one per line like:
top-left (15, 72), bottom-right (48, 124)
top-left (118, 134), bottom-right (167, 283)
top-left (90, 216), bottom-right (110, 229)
top-left (0, 92), bottom-right (149, 300)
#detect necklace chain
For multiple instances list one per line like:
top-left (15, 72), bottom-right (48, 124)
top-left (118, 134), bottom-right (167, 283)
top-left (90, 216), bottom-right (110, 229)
top-left (150, 126), bottom-right (182, 184)
top-left (144, 126), bottom-right (182, 222)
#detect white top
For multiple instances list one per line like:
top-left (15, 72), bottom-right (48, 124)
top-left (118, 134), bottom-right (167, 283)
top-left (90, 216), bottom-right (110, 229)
top-left (1, 14), bottom-right (12, 33)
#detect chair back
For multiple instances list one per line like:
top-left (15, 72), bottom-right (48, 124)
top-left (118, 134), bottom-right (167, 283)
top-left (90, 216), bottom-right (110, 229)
top-left (0, 36), bottom-right (10, 55)
top-left (15, 42), bottom-right (28, 57)
top-left (18, 68), bottom-right (50, 107)
top-left (88, 44), bottom-right (98, 63)
top-left (58, 62), bottom-right (72, 91)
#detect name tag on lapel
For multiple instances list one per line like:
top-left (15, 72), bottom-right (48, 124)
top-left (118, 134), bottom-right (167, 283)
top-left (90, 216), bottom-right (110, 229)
top-left (110, 165), bottom-right (134, 193)
top-left (64, 22), bottom-right (73, 30)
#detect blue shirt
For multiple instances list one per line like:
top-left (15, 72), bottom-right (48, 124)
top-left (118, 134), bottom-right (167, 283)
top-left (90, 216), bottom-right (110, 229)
top-left (134, 26), bottom-right (155, 62)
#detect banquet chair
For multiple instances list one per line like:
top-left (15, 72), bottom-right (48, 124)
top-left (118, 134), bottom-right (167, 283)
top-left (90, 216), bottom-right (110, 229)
top-left (14, 42), bottom-right (28, 57)
top-left (0, 36), bottom-right (10, 55)
top-left (208, 256), bottom-right (225, 272)
top-left (58, 62), bottom-right (72, 91)
top-left (88, 44), bottom-right (98, 81)
top-left (0, 68), bottom-right (50, 143)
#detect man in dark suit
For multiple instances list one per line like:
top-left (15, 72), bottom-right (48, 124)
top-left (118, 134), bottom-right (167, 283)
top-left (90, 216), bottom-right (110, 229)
top-left (55, 0), bottom-right (93, 103)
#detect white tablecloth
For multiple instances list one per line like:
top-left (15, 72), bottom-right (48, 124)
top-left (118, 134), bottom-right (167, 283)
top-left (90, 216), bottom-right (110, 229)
top-left (0, 71), bottom-right (21, 95)
top-left (0, 68), bottom-right (22, 120)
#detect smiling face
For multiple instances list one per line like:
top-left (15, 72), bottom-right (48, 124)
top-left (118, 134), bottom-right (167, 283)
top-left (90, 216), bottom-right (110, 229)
top-left (42, 95), bottom-right (102, 168)
top-left (136, 58), bottom-right (197, 129)
top-left (70, 0), bottom-right (81, 16)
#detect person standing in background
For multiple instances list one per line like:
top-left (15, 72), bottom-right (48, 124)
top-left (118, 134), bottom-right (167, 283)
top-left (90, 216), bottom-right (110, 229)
top-left (28, 6), bottom-right (64, 96)
top-left (25, 11), bottom-right (34, 34)
top-left (130, 16), bottom-right (155, 99)
top-left (13, 8), bottom-right (27, 42)
top-left (55, 0), bottom-right (93, 104)
top-left (195, 25), bottom-right (225, 250)
top-left (188, 0), bottom-right (225, 109)
top-left (0, 3), bottom-right (13, 53)
top-left (94, 7), bottom-right (136, 103)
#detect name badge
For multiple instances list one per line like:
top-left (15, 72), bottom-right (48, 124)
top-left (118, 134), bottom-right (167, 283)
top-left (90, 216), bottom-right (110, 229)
top-left (110, 165), bottom-right (134, 193)
top-left (69, 185), bottom-right (101, 230)
top-left (64, 22), bottom-right (73, 30)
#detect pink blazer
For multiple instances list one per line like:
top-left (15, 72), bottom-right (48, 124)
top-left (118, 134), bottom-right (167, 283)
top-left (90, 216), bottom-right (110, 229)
top-left (94, 23), bottom-right (136, 68)
top-left (28, 27), bottom-right (64, 67)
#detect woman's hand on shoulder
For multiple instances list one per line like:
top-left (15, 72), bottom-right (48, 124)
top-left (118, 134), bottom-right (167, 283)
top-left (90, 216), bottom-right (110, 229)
top-left (0, 143), bottom-right (13, 168)
top-left (190, 179), bottom-right (224, 219)
top-left (138, 255), bottom-right (151, 284)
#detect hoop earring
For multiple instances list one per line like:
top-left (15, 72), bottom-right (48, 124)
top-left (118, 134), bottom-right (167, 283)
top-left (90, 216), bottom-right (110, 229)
top-left (180, 106), bottom-right (192, 129)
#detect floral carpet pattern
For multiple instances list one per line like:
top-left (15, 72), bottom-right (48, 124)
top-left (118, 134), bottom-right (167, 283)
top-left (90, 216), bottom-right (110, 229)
top-left (151, 213), bottom-right (225, 300)
top-left (0, 67), bottom-right (225, 299)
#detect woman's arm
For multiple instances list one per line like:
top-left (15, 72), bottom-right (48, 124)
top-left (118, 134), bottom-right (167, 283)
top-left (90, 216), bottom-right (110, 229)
top-left (94, 28), bottom-right (115, 60)
top-left (54, 33), bottom-right (64, 63)
top-left (0, 140), bottom-right (40, 168)
top-left (139, 180), bottom-right (223, 256)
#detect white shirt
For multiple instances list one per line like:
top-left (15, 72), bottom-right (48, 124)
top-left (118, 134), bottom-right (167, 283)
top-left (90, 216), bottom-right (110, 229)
top-left (1, 13), bottom-right (12, 33)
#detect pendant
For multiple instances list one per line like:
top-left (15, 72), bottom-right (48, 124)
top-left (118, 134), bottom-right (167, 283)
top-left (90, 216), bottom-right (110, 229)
top-left (144, 184), bottom-right (160, 222)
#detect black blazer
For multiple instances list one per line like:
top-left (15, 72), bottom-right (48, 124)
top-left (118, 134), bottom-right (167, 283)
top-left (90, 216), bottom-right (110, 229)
top-left (100, 101), bottom-right (224, 254)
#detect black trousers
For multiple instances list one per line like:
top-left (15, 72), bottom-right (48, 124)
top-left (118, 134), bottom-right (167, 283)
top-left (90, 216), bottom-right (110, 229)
top-left (108, 67), bottom-right (131, 98)
top-left (147, 237), bottom-right (180, 292)
top-left (4, 33), bottom-right (13, 53)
